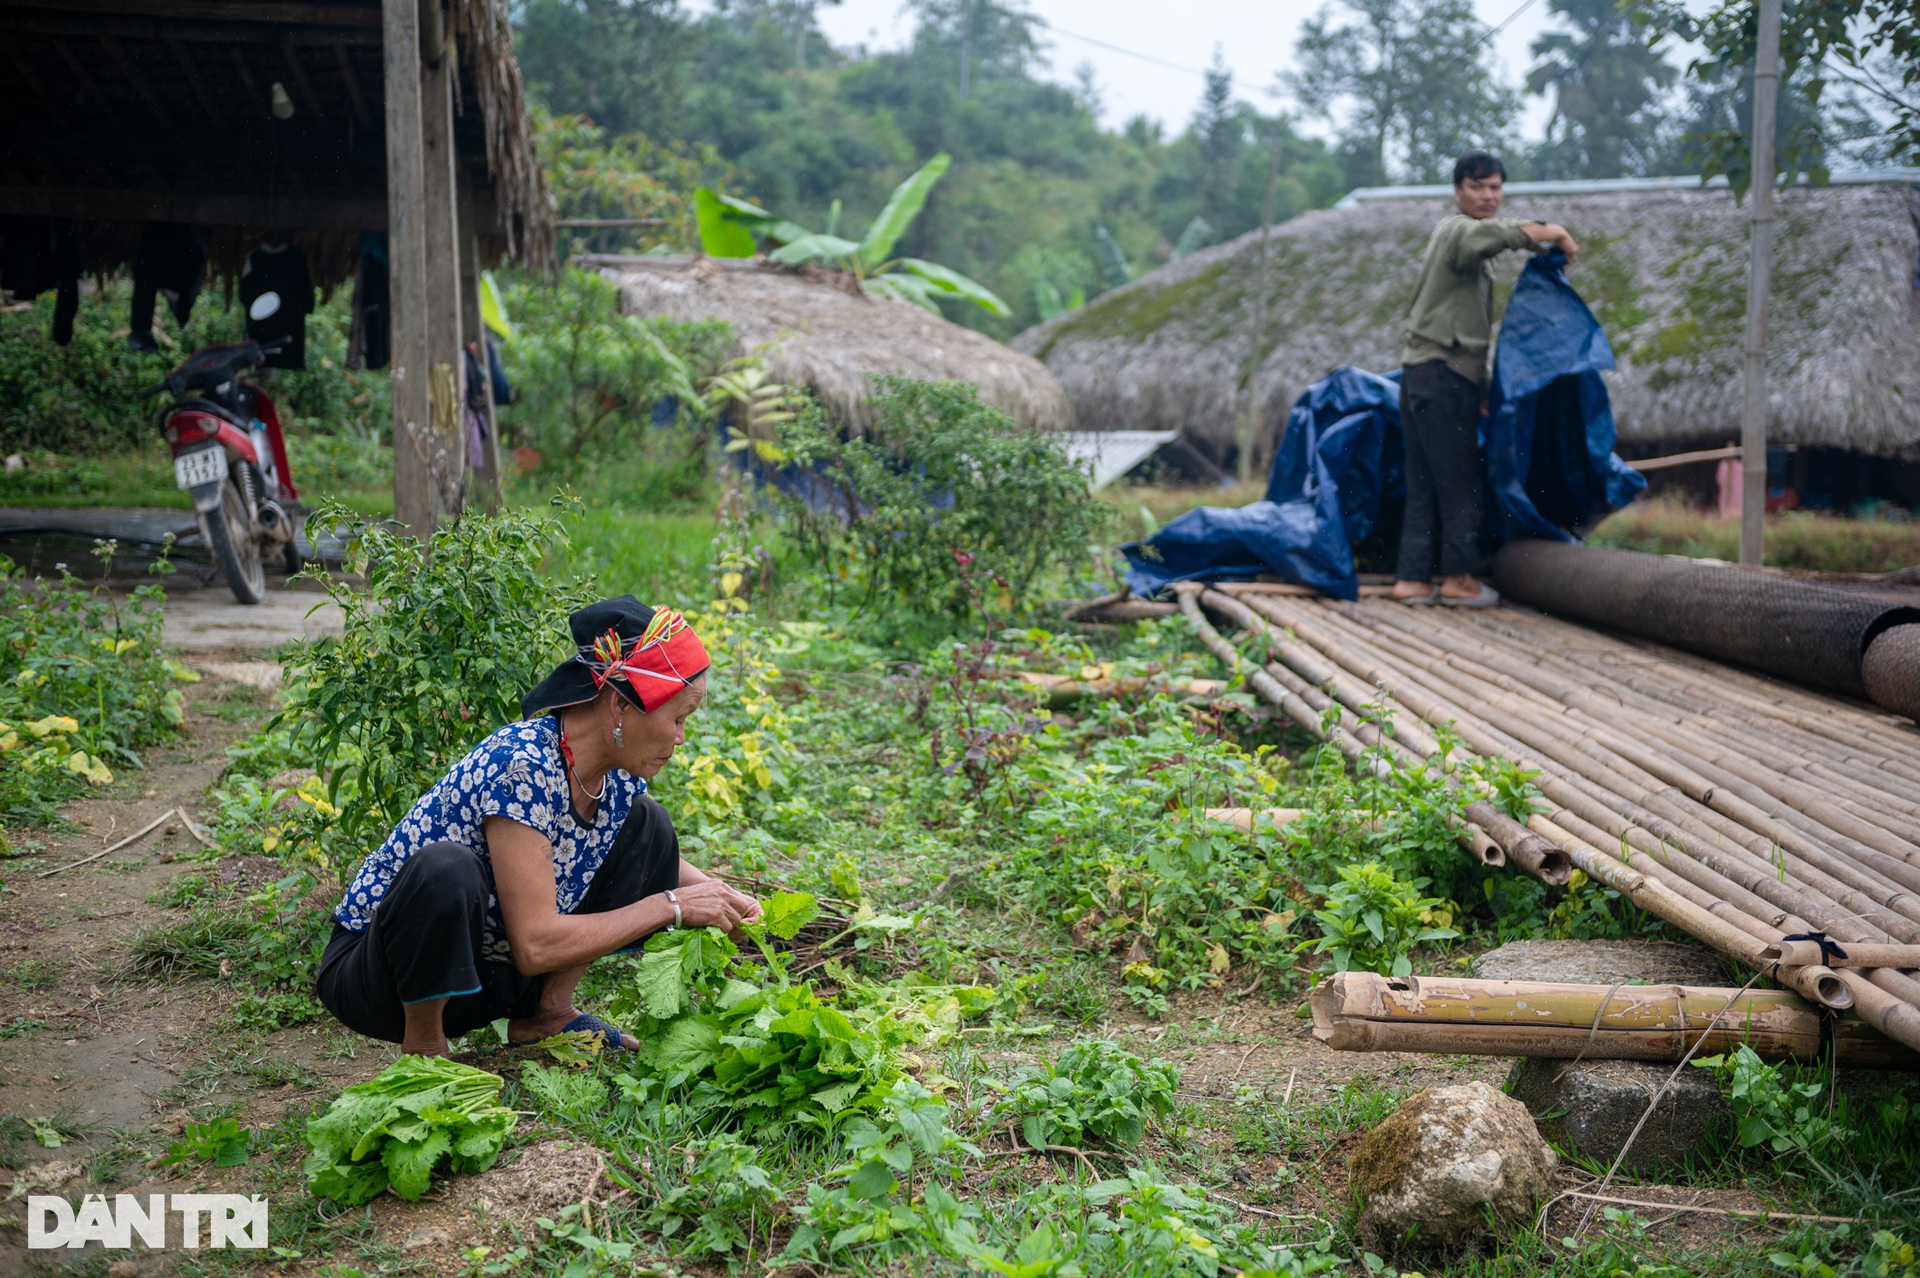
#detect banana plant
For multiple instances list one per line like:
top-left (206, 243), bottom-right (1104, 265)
top-left (707, 354), bottom-right (801, 464)
top-left (694, 155), bottom-right (1009, 317)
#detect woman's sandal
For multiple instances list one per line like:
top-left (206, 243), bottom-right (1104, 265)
top-left (509, 1011), bottom-right (632, 1052)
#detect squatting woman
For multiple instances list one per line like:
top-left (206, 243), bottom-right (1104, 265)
top-left (315, 596), bottom-right (762, 1056)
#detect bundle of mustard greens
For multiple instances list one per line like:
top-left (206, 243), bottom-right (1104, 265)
top-left (304, 1056), bottom-right (518, 1204)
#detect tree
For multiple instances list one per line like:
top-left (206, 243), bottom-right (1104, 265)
top-left (1192, 48), bottom-right (1247, 220)
top-left (1648, 57), bottom-right (1833, 184)
top-left (516, 0), bottom-right (687, 138)
top-left (1632, 0), bottom-right (1920, 182)
top-left (1284, 0), bottom-right (1521, 185)
top-left (905, 0), bottom-right (1044, 100)
top-left (1524, 0), bottom-right (1679, 177)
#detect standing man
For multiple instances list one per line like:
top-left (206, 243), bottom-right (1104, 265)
top-left (1392, 150), bottom-right (1580, 606)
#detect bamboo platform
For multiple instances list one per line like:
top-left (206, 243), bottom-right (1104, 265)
top-left (1162, 583), bottom-right (1920, 1059)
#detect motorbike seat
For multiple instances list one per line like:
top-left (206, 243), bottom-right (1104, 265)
top-left (175, 397), bottom-right (249, 430)
top-left (164, 341), bottom-right (263, 399)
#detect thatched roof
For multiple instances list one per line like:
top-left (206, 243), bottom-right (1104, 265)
top-left (584, 256), bottom-right (1072, 431)
top-left (0, 0), bottom-right (554, 285)
top-left (1013, 179), bottom-right (1920, 460)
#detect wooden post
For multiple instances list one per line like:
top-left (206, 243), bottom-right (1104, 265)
top-left (1738, 0), bottom-right (1781, 566)
top-left (420, 2), bottom-right (466, 524)
top-left (458, 177), bottom-right (504, 510)
top-left (382, 0), bottom-right (432, 535)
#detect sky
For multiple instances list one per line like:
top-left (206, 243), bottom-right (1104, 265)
top-left (809, 0), bottom-right (1567, 143)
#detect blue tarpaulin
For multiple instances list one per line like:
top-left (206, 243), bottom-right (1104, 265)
top-left (1120, 249), bottom-right (1645, 601)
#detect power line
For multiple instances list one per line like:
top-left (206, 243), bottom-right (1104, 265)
top-left (1032, 0), bottom-right (1546, 95)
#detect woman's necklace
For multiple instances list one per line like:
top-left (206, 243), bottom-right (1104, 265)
top-left (556, 720), bottom-right (607, 808)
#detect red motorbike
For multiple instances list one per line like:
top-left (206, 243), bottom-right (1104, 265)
top-left (148, 338), bottom-right (301, 604)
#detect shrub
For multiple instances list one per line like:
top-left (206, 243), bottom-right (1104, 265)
top-left (273, 500), bottom-right (597, 865)
top-left (774, 378), bottom-right (1106, 617)
top-left (991, 1040), bottom-right (1179, 1151)
top-left (500, 267), bottom-right (730, 466)
top-left (1299, 861), bottom-right (1459, 977)
top-left (0, 549), bottom-right (191, 825)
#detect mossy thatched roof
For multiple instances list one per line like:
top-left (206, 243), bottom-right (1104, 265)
top-left (583, 256), bottom-right (1072, 433)
top-left (1012, 183), bottom-right (1920, 460)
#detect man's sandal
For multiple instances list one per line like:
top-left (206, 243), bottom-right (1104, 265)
top-left (509, 1011), bottom-right (632, 1052)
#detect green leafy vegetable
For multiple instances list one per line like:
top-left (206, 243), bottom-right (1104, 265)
top-left (302, 1056), bottom-right (518, 1204)
top-left (991, 1040), bottom-right (1179, 1151)
top-left (160, 1118), bottom-right (250, 1167)
top-left (606, 901), bottom-right (994, 1136)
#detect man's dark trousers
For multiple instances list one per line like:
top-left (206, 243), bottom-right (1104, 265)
top-left (1396, 359), bottom-right (1486, 581)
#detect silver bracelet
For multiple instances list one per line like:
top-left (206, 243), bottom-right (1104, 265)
top-left (665, 889), bottom-right (681, 931)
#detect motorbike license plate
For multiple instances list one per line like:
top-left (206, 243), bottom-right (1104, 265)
top-left (174, 447), bottom-right (228, 490)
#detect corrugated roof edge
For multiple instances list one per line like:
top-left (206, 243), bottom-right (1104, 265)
top-left (1332, 169), bottom-right (1920, 209)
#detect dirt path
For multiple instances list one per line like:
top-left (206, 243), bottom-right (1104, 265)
top-left (0, 663), bottom-right (382, 1274)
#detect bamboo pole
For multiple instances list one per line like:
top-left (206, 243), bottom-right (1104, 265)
top-left (1205, 806), bottom-right (1506, 867)
top-left (1179, 589), bottom-right (1920, 1045)
top-left (1313, 605), bottom-right (1920, 1026)
top-left (1015, 672), bottom-right (1226, 706)
top-left (1410, 607), bottom-right (1920, 857)
top-left (1309, 972), bottom-right (1914, 1067)
top-left (1764, 940), bottom-right (1920, 969)
top-left (1196, 589), bottom-right (1564, 881)
top-left (1242, 599), bottom-right (1881, 1009)
top-left (1327, 604), bottom-right (1920, 938)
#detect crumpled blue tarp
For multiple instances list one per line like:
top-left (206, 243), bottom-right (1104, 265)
top-left (1120, 249), bottom-right (1645, 601)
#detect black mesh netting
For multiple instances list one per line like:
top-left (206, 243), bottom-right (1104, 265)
top-left (1492, 540), bottom-right (1920, 699)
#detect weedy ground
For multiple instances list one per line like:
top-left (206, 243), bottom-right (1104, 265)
top-left (2, 598), bottom-right (1915, 1278)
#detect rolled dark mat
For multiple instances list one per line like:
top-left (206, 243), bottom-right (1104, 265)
top-left (1864, 625), bottom-right (1920, 720)
top-left (1491, 540), bottom-right (1920, 709)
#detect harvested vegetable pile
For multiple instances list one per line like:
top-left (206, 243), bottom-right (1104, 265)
top-left (606, 891), bottom-right (996, 1134)
top-left (303, 1055), bottom-right (519, 1204)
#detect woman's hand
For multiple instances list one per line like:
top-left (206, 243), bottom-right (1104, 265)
top-left (672, 879), bottom-right (759, 933)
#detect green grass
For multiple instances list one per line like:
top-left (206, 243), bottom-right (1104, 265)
top-left (1591, 494), bottom-right (1920, 573)
top-left (0, 448), bottom-right (187, 509)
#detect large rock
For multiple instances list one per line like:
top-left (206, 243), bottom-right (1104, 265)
top-left (1349, 1081), bottom-right (1557, 1257)
top-left (1478, 939), bottom-right (1731, 1172)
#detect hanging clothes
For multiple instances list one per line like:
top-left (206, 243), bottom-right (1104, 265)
top-left (0, 217), bottom-right (83, 346)
top-left (486, 336), bottom-right (512, 406)
top-left (463, 342), bottom-right (490, 470)
top-left (129, 224), bottom-right (211, 351)
top-left (347, 232), bottom-right (389, 371)
top-left (241, 242), bottom-right (315, 370)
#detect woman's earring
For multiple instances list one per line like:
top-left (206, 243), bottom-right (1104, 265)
top-left (613, 720), bottom-right (625, 749)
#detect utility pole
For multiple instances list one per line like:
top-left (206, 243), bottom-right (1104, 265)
top-left (1237, 133), bottom-right (1281, 484)
top-left (1738, 0), bottom-right (1781, 565)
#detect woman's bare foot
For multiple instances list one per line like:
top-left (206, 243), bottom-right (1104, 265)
top-left (1392, 578), bottom-right (1437, 601)
top-left (1438, 573), bottom-right (1484, 600)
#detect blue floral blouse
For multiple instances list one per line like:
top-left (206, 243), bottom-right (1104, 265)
top-left (333, 716), bottom-right (645, 963)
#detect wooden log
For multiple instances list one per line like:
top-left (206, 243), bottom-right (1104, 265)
top-left (1310, 971), bottom-right (1916, 1068)
top-left (384, 0), bottom-right (433, 536)
top-left (419, 23), bottom-right (466, 528)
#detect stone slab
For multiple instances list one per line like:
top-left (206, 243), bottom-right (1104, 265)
top-left (1472, 939), bottom-right (1730, 987)
top-left (1507, 1055), bottom-right (1729, 1173)
top-left (1478, 939), bottom-right (1732, 1172)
